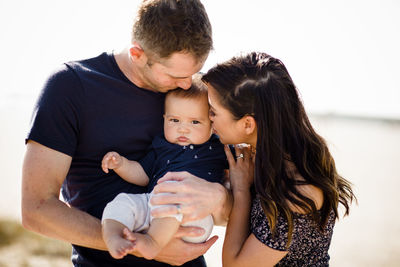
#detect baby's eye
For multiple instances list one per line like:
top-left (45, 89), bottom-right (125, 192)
top-left (170, 118), bottom-right (179, 123)
top-left (192, 120), bottom-right (201, 125)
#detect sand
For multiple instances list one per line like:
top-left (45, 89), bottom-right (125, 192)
top-left (1, 100), bottom-right (399, 266)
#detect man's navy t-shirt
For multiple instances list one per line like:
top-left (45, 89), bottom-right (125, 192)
top-left (26, 52), bottom-right (206, 266)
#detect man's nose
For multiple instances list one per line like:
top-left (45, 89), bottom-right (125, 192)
top-left (177, 77), bottom-right (192, 90)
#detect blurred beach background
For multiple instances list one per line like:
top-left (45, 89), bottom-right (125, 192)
top-left (1, 0), bottom-right (399, 266)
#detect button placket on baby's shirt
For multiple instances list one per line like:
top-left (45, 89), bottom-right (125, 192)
top-left (208, 145), bottom-right (213, 175)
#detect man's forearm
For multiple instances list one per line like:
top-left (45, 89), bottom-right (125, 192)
top-left (22, 141), bottom-right (107, 251)
top-left (22, 196), bottom-right (107, 251)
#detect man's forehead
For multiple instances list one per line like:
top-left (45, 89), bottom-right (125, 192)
top-left (161, 52), bottom-right (205, 71)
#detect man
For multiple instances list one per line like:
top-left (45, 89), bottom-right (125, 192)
top-left (21, 0), bottom-right (230, 266)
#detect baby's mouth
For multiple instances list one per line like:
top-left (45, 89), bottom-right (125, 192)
top-left (178, 136), bottom-right (189, 142)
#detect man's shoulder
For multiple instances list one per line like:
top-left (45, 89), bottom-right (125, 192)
top-left (45, 52), bottom-right (110, 83)
top-left (65, 52), bottom-right (111, 74)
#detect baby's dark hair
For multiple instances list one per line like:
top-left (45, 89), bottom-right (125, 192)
top-left (166, 73), bottom-right (208, 100)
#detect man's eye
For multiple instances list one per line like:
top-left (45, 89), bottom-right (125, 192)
top-left (192, 120), bottom-right (200, 124)
top-left (170, 118), bottom-right (179, 122)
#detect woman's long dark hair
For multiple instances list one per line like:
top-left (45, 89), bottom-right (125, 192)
top-left (202, 52), bottom-right (355, 244)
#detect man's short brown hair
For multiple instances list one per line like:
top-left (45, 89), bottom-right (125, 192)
top-left (132, 0), bottom-right (213, 61)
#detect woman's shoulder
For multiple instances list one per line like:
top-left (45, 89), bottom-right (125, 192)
top-left (284, 160), bottom-right (324, 214)
top-left (289, 184), bottom-right (324, 214)
top-left (250, 195), bottom-right (334, 252)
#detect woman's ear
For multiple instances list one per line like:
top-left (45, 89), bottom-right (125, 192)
top-left (243, 115), bottom-right (257, 135)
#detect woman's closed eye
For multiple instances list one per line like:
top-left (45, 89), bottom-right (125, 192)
top-left (209, 110), bottom-right (216, 117)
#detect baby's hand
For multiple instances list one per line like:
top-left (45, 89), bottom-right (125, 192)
top-left (102, 152), bottom-right (123, 173)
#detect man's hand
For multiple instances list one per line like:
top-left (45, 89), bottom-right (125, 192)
top-left (150, 172), bottom-right (230, 224)
top-left (125, 225), bottom-right (218, 266)
top-left (156, 226), bottom-right (219, 266)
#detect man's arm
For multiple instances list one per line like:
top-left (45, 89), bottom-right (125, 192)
top-left (21, 140), bottom-right (107, 250)
top-left (22, 141), bottom-right (218, 265)
top-left (154, 229), bottom-right (218, 265)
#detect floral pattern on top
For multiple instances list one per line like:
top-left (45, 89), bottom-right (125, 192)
top-left (250, 196), bottom-right (335, 266)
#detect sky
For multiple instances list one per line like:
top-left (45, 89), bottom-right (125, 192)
top-left (1, 0), bottom-right (399, 119)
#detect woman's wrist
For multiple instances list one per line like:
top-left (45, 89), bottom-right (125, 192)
top-left (231, 181), bottom-right (251, 194)
top-left (232, 187), bottom-right (251, 198)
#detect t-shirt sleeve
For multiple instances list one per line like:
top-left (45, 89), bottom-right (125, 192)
top-left (26, 64), bottom-right (84, 156)
top-left (250, 198), bottom-right (289, 251)
top-left (138, 148), bottom-right (156, 179)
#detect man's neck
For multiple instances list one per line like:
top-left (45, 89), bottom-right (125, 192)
top-left (113, 48), bottom-right (148, 89)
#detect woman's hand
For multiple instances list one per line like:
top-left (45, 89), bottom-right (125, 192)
top-left (224, 145), bottom-right (254, 194)
top-left (150, 171), bottom-right (228, 224)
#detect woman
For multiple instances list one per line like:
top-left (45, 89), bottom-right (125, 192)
top-left (200, 52), bottom-right (355, 266)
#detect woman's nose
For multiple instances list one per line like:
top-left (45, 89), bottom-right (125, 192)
top-left (209, 114), bottom-right (214, 122)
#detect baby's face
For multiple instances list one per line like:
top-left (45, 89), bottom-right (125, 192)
top-left (164, 94), bottom-right (212, 146)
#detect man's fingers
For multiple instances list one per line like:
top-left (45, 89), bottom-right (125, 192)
top-left (157, 171), bottom-right (189, 184)
top-left (198, 235), bottom-right (218, 251)
top-left (175, 226), bottom-right (205, 238)
top-left (150, 205), bottom-right (179, 218)
top-left (153, 180), bottom-right (188, 194)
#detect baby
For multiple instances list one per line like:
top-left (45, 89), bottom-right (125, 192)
top-left (101, 75), bottom-right (227, 260)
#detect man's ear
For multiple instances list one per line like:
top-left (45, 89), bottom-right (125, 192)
top-left (243, 115), bottom-right (257, 135)
top-left (129, 42), bottom-right (147, 65)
